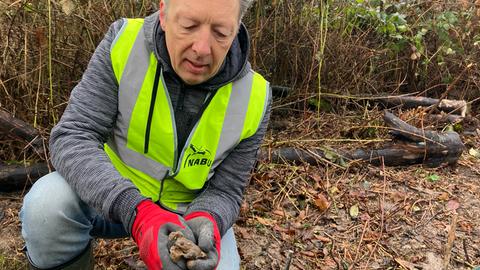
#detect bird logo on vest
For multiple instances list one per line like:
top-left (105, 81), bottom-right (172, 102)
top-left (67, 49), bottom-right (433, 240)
top-left (183, 144), bottom-right (213, 168)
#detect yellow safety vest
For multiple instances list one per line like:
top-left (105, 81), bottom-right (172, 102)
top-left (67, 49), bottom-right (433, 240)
top-left (104, 18), bottom-right (269, 212)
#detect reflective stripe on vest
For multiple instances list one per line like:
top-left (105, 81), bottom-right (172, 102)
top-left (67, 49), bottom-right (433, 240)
top-left (105, 19), bottom-right (269, 212)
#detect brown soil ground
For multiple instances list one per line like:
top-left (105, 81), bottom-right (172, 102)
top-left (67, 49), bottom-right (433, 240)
top-left (1, 110), bottom-right (479, 269)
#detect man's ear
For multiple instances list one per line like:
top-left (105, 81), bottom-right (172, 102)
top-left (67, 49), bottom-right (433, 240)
top-left (159, 0), bottom-right (166, 30)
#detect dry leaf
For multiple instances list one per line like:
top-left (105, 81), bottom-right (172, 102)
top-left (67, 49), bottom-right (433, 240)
top-left (256, 216), bottom-right (275, 226)
top-left (437, 192), bottom-right (449, 201)
top-left (272, 209), bottom-right (287, 217)
top-left (60, 0), bottom-right (76, 15)
top-left (459, 0), bottom-right (470, 10)
top-left (123, 257), bottom-right (146, 270)
top-left (422, 252), bottom-right (443, 270)
top-left (395, 258), bottom-right (416, 270)
top-left (469, 148), bottom-right (480, 158)
top-left (315, 235), bottom-right (331, 243)
top-left (300, 251), bottom-right (316, 257)
top-left (314, 194), bottom-right (330, 212)
top-left (410, 52), bottom-right (421, 60)
top-left (297, 210), bottom-right (307, 221)
top-left (330, 186), bottom-right (339, 194)
top-left (349, 204), bottom-right (359, 218)
top-left (458, 220), bottom-right (473, 233)
top-left (360, 213), bottom-right (371, 221)
top-left (392, 191), bottom-right (405, 202)
top-left (273, 224), bottom-right (295, 235)
top-left (310, 173), bottom-right (323, 184)
top-left (236, 227), bottom-right (252, 239)
top-left (446, 200), bottom-right (460, 212)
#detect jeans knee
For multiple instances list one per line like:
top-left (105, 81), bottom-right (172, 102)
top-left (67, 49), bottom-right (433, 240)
top-left (20, 172), bottom-right (94, 268)
top-left (21, 172), bottom-right (90, 241)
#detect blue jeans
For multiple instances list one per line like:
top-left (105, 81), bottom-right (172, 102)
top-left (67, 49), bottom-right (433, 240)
top-left (20, 172), bottom-right (240, 269)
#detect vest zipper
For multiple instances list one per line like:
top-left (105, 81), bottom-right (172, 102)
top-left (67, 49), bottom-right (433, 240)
top-left (158, 72), bottom-right (179, 204)
top-left (177, 82), bottom-right (186, 111)
top-left (144, 62), bottom-right (162, 154)
top-left (168, 80), bottom-right (185, 176)
top-left (170, 88), bottom-right (219, 176)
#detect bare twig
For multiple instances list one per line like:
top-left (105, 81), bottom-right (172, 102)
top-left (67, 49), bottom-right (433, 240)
top-left (443, 213), bottom-right (457, 269)
top-left (350, 220), bottom-right (370, 269)
top-left (283, 250), bottom-right (294, 270)
top-left (463, 238), bottom-right (471, 265)
top-left (426, 63), bottom-right (474, 117)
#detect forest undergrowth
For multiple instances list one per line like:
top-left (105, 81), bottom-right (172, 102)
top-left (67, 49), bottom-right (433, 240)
top-left (1, 0), bottom-right (480, 269)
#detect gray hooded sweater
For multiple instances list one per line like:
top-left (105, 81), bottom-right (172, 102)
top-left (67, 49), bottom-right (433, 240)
top-left (49, 12), bottom-right (271, 236)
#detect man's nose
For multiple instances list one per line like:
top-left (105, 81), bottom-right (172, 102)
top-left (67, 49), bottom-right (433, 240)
top-left (192, 28), bottom-right (212, 57)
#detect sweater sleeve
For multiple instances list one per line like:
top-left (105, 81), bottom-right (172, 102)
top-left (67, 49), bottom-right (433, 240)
top-left (184, 88), bottom-right (272, 236)
top-left (49, 19), bottom-right (145, 233)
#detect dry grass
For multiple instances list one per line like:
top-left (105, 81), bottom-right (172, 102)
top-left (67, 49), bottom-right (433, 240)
top-left (1, 1), bottom-right (478, 146)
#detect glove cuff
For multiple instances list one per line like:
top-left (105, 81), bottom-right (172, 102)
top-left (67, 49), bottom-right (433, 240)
top-left (131, 200), bottom-right (153, 240)
top-left (184, 210), bottom-right (212, 220)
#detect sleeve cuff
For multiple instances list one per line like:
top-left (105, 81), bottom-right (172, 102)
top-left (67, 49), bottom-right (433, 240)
top-left (110, 188), bottom-right (146, 234)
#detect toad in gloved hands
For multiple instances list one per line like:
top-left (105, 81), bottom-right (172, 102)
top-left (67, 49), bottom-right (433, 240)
top-left (132, 200), bottom-right (195, 270)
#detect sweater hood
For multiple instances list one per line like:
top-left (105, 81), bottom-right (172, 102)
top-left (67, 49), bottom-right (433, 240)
top-left (143, 12), bottom-right (251, 90)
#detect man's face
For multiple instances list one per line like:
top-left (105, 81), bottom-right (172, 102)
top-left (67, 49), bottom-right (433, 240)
top-left (159, 0), bottom-right (240, 85)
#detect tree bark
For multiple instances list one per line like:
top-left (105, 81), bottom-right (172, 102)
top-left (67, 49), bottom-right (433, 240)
top-left (0, 108), bottom-right (45, 154)
top-left (0, 163), bottom-right (50, 192)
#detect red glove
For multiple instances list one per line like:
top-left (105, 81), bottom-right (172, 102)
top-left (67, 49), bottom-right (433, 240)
top-left (184, 211), bottom-right (221, 270)
top-left (132, 200), bottom-right (194, 270)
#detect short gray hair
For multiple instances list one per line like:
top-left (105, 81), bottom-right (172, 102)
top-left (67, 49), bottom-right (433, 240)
top-left (162, 0), bottom-right (254, 21)
top-left (239, 0), bottom-right (254, 20)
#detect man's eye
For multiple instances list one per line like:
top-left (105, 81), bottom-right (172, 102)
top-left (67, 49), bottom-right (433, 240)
top-left (182, 25), bottom-right (196, 30)
top-left (214, 30), bottom-right (228, 39)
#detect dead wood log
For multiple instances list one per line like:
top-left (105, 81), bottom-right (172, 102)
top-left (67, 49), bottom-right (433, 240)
top-left (0, 163), bottom-right (50, 192)
top-left (261, 111), bottom-right (464, 167)
top-left (260, 148), bottom-right (328, 165)
top-left (0, 108), bottom-right (45, 154)
top-left (425, 114), bottom-right (463, 125)
top-left (271, 85), bottom-right (291, 98)
top-left (375, 96), bottom-right (469, 116)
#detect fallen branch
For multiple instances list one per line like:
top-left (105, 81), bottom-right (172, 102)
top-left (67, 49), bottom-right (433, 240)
top-left (0, 108), bottom-right (45, 154)
top-left (306, 92), bottom-right (469, 116)
top-left (0, 110), bottom-right (465, 191)
top-left (0, 163), bottom-right (50, 192)
top-left (373, 96), bottom-right (468, 116)
top-left (443, 213), bottom-right (457, 270)
top-left (425, 114), bottom-right (463, 125)
top-left (261, 111), bottom-right (464, 167)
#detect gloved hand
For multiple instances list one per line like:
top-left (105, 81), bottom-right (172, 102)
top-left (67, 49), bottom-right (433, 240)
top-left (132, 200), bottom-right (194, 270)
top-left (184, 212), bottom-right (221, 270)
